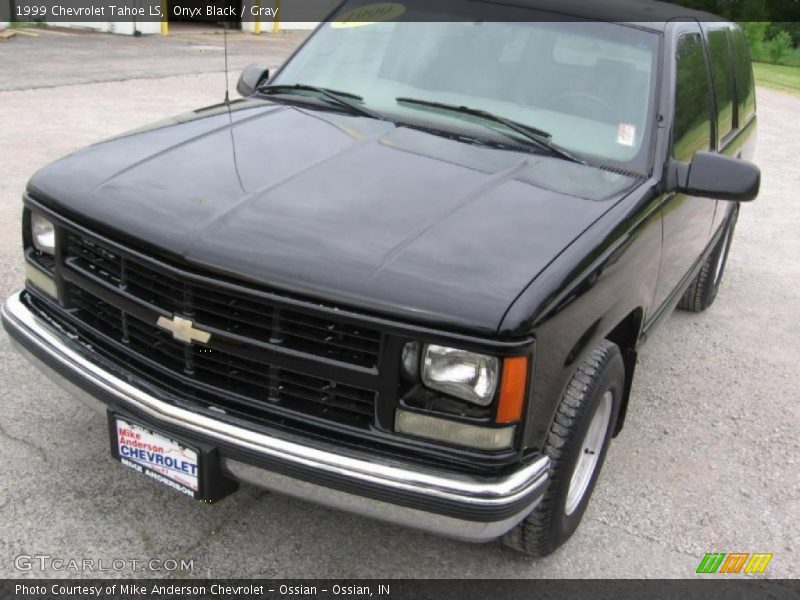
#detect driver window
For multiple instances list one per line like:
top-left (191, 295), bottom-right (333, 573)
top-left (672, 32), bottom-right (712, 162)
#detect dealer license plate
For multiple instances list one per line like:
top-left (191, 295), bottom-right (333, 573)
top-left (113, 418), bottom-right (200, 498)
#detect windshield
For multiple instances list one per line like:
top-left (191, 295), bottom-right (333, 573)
top-left (272, 4), bottom-right (660, 171)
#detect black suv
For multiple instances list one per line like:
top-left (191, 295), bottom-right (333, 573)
top-left (2, 1), bottom-right (759, 556)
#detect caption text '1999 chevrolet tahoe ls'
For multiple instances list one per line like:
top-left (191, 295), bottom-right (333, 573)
top-left (2, 0), bottom-right (760, 556)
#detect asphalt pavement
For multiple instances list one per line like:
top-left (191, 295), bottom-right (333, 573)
top-left (0, 28), bottom-right (797, 578)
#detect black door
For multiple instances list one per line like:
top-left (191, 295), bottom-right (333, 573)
top-left (652, 24), bottom-right (717, 311)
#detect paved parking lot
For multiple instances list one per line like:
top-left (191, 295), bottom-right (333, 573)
top-left (0, 28), bottom-right (798, 579)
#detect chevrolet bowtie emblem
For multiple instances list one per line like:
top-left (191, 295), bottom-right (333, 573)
top-left (156, 315), bottom-right (212, 344)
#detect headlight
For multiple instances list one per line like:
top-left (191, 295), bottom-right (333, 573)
top-left (421, 344), bottom-right (499, 406)
top-left (31, 213), bottom-right (55, 255)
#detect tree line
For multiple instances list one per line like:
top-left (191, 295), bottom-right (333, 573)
top-left (668, 0), bottom-right (800, 65)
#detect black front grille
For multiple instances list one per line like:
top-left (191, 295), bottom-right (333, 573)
top-left (66, 285), bottom-right (377, 428)
top-left (65, 234), bottom-right (382, 367)
top-left (59, 231), bottom-right (385, 430)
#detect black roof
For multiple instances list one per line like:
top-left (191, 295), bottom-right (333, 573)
top-left (470, 0), bottom-right (728, 27)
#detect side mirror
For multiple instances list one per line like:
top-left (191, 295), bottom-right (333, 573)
top-left (237, 65), bottom-right (270, 97)
top-left (668, 152), bottom-right (760, 202)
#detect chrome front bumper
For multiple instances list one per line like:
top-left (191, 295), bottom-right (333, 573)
top-left (2, 290), bottom-right (549, 542)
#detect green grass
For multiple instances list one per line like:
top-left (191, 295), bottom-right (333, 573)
top-left (8, 20), bottom-right (48, 28)
top-left (753, 62), bottom-right (800, 97)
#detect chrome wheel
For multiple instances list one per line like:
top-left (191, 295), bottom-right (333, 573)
top-left (565, 390), bottom-right (613, 516)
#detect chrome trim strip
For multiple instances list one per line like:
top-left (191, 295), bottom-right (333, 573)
top-left (2, 290), bottom-right (549, 531)
top-left (220, 460), bottom-right (536, 542)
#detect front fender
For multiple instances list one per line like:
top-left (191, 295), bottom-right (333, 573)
top-left (500, 185), bottom-right (662, 451)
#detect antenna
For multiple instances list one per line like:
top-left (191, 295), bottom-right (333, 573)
top-left (223, 21), bottom-right (230, 104)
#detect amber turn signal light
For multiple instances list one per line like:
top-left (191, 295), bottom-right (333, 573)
top-left (496, 356), bottom-right (529, 424)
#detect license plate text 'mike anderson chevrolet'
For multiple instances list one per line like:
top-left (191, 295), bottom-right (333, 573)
top-left (114, 419), bottom-right (199, 498)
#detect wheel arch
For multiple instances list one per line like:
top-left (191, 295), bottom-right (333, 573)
top-left (604, 307), bottom-right (644, 436)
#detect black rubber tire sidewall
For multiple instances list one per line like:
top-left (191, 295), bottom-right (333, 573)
top-left (501, 342), bottom-right (626, 557)
top-left (546, 347), bottom-right (624, 546)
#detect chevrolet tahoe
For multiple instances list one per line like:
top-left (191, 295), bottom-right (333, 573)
top-left (2, 1), bottom-right (760, 556)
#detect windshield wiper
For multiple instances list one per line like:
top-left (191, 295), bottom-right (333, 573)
top-left (396, 97), bottom-right (586, 165)
top-left (258, 83), bottom-right (383, 120)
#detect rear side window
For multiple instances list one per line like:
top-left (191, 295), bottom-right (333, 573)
top-left (673, 32), bottom-right (712, 162)
top-left (730, 27), bottom-right (756, 123)
top-left (707, 29), bottom-right (736, 141)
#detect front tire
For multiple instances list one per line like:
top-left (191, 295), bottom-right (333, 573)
top-left (501, 341), bottom-right (624, 557)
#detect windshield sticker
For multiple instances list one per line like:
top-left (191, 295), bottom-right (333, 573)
top-left (331, 3), bottom-right (406, 28)
top-left (617, 123), bottom-right (637, 147)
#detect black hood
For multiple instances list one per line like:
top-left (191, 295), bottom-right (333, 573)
top-left (28, 99), bottom-right (637, 336)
